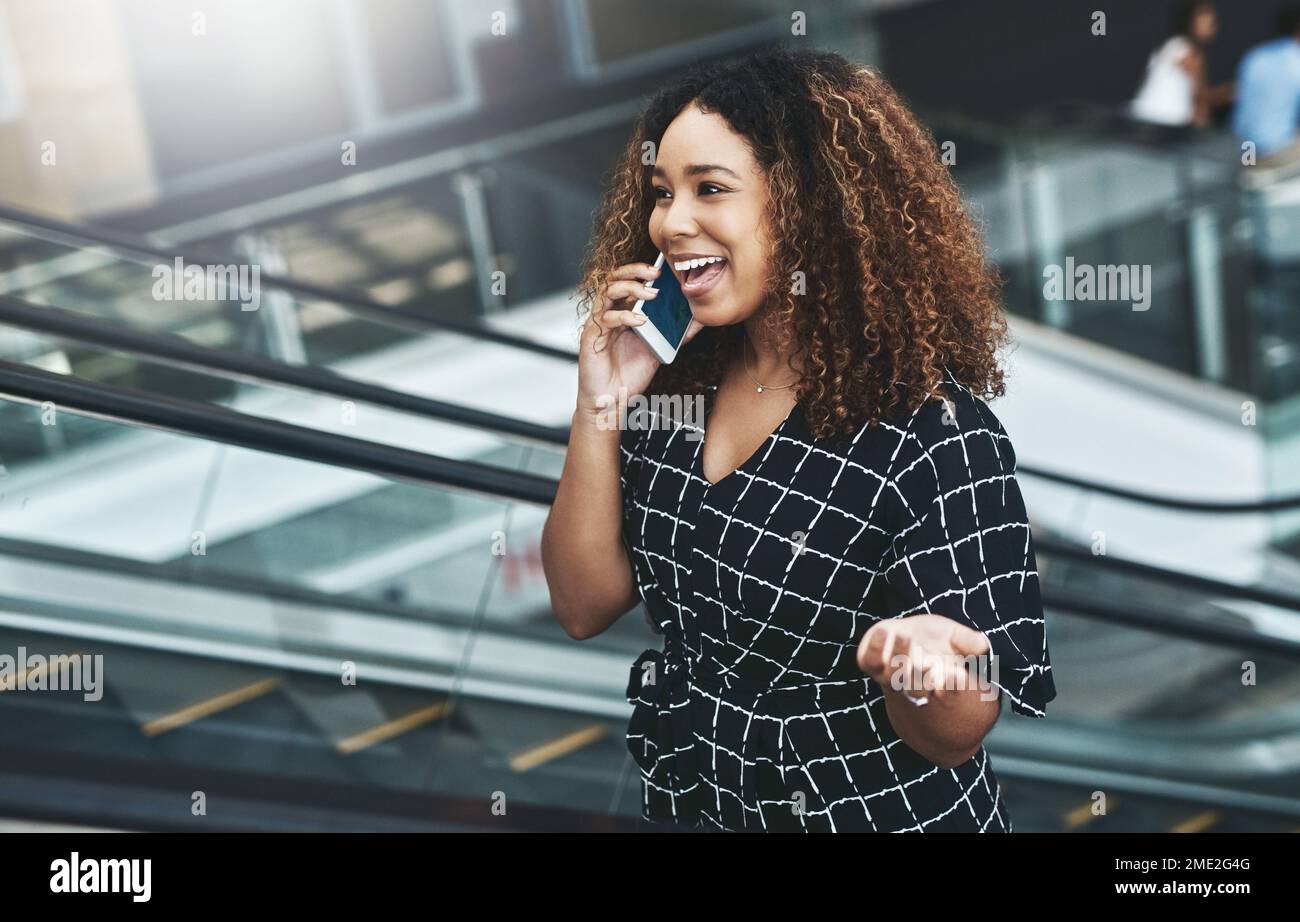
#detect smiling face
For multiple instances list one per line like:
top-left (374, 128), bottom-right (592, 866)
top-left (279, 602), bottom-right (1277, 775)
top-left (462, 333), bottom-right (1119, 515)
top-left (648, 102), bottom-right (774, 328)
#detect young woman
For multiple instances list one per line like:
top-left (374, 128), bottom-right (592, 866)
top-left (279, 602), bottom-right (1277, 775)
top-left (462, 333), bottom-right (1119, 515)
top-left (541, 47), bottom-right (1055, 833)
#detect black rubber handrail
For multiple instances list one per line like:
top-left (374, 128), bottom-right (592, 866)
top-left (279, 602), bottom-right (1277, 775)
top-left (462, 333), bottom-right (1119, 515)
top-left (0, 533), bottom-right (572, 651)
top-left (1015, 465), bottom-right (1300, 513)
top-left (1043, 582), bottom-right (1300, 660)
top-left (0, 203), bottom-right (579, 362)
top-left (3, 300), bottom-right (1300, 617)
top-left (0, 360), bottom-right (557, 506)
top-left (4, 203), bottom-right (1300, 513)
top-left (4, 360), bottom-right (1300, 658)
top-left (0, 294), bottom-right (570, 449)
top-left (1034, 534), bottom-right (1300, 613)
top-left (0, 526), bottom-right (645, 663)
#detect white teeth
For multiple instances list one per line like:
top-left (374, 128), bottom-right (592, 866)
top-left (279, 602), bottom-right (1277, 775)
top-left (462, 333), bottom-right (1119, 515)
top-left (673, 256), bottom-right (725, 271)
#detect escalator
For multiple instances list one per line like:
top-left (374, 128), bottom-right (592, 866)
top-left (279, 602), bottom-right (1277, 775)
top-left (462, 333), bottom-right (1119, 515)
top-left (2, 208), bottom-right (1300, 833)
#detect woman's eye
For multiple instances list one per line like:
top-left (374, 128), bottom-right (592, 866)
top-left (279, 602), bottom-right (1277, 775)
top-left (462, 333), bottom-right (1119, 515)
top-left (651, 183), bottom-right (725, 201)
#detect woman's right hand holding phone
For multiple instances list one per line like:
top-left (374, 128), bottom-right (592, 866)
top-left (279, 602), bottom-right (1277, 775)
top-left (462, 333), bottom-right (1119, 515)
top-left (576, 261), bottom-right (700, 422)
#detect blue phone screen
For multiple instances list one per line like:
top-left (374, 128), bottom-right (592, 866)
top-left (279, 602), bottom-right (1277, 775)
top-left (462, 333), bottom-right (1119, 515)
top-left (643, 258), bottom-right (693, 354)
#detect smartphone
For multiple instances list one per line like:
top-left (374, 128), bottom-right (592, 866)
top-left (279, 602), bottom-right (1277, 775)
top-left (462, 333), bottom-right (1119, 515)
top-left (630, 252), bottom-right (693, 364)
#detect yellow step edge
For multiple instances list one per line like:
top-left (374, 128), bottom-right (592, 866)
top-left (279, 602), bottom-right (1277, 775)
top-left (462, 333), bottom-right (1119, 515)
top-left (336, 702), bottom-right (449, 756)
top-left (141, 677), bottom-right (281, 737)
top-left (1062, 795), bottom-right (1118, 830)
top-left (1171, 810), bottom-right (1222, 833)
top-left (509, 724), bottom-right (607, 773)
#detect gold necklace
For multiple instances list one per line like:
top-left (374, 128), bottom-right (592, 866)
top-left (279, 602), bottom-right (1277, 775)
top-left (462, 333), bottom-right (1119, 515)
top-left (742, 338), bottom-right (798, 393)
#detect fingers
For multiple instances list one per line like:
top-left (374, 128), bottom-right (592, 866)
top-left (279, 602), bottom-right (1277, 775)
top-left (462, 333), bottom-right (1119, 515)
top-left (603, 278), bottom-right (659, 309)
top-left (950, 624), bottom-right (991, 658)
top-left (857, 623), bottom-right (881, 675)
top-left (858, 621), bottom-right (970, 703)
top-left (920, 655), bottom-right (948, 704)
top-left (608, 262), bottom-right (662, 284)
top-left (874, 628), bottom-right (933, 700)
top-left (858, 621), bottom-right (904, 682)
top-left (582, 300), bottom-right (647, 349)
top-left (586, 272), bottom-right (658, 335)
top-left (893, 633), bottom-right (929, 697)
top-left (584, 269), bottom-right (656, 340)
top-left (603, 306), bottom-right (648, 329)
top-left (881, 625), bottom-right (903, 680)
top-left (602, 263), bottom-right (661, 311)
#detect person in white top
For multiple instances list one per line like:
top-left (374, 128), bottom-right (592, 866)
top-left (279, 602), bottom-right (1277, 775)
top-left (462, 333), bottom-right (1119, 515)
top-left (1130, 0), bottom-right (1234, 128)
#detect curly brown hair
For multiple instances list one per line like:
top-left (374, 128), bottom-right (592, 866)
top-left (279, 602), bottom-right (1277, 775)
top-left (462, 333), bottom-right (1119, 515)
top-left (575, 45), bottom-right (1008, 439)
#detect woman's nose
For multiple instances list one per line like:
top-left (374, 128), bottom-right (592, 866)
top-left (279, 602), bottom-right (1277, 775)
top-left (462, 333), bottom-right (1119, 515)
top-left (659, 196), bottom-right (699, 237)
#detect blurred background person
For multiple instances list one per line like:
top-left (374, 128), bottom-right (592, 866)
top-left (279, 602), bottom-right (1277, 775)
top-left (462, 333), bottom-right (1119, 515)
top-left (1232, 3), bottom-right (1300, 170)
top-left (1130, 0), bottom-right (1235, 134)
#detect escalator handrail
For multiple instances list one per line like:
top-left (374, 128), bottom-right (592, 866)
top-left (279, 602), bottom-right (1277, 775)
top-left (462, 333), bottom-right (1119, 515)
top-left (1043, 582), bottom-right (1300, 660)
top-left (0, 294), bottom-right (570, 450)
top-left (0, 203), bottom-right (579, 363)
top-left (9, 203), bottom-right (1300, 513)
top-left (3, 332), bottom-right (1300, 619)
top-left (1034, 533), bottom-right (1300, 614)
top-left (1015, 463), bottom-right (1300, 513)
top-left (0, 533), bottom-right (565, 651)
top-left (3, 360), bottom-right (1300, 660)
top-left (0, 359), bottom-right (556, 507)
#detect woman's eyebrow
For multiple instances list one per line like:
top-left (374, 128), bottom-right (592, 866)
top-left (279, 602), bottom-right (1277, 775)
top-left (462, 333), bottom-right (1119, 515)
top-left (651, 163), bottom-right (741, 179)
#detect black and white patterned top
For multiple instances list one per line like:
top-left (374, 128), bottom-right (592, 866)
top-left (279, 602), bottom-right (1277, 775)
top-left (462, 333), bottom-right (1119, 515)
top-left (618, 366), bottom-right (1056, 832)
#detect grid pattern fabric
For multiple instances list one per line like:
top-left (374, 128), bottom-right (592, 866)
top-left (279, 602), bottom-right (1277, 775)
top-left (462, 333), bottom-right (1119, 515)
top-left (618, 366), bottom-right (1055, 832)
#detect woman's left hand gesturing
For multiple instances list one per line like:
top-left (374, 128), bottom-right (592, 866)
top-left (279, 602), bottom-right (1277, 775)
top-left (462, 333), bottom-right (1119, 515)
top-left (856, 614), bottom-right (991, 707)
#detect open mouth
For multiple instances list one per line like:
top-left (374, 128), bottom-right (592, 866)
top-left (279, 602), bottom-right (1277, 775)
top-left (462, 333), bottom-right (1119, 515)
top-left (677, 257), bottom-right (728, 295)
